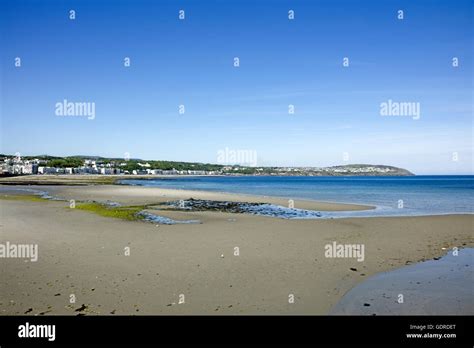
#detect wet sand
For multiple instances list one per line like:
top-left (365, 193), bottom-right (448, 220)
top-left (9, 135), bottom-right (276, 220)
top-left (0, 184), bottom-right (472, 315)
top-left (330, 248), bottom-right (474, 315)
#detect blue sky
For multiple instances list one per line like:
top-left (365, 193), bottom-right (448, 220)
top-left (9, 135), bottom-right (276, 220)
top-left (1, 0), bottom-right (472, 174)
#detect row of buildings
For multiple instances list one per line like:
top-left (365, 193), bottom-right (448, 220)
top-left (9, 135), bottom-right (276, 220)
top-left (0, 158), bottom-right (41, 175)
top-left (0, 157), bottom-right (219, 176)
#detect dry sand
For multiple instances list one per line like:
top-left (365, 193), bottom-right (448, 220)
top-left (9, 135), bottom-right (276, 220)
top-left (0, 184), bottom-right (472, 315)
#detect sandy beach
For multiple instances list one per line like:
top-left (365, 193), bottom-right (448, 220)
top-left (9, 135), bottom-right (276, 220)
top-left (0, 182), bottom-right (472, 315)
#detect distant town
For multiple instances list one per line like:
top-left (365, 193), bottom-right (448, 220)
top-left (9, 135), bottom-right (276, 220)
top-left (0, 155), bottom-right (414, 177)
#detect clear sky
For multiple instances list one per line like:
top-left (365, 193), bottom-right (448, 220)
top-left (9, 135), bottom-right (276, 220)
top-left (1, 0), bottom-right (472, 174)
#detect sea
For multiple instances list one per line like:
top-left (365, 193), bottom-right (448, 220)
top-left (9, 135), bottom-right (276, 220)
top-left (119, 175), bottom-right (474, 218)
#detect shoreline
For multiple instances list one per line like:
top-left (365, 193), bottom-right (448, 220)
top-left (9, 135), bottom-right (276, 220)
top-left (0, 172), bottom-right (421, 187)
top-left (4, 184), bottom-right (474, 219)
top-left (1, 174), bottom-right (472, 217)
top-left (0, 184), bottom-right (375, 213)
top-left (0, 172), bottom-right (419, 181)
top-left (117, 179), bottom-right (378, 213)
top-left (1, 184), bottom-right (472, 315)
top-left (5, 182), bottom-right (473, 218)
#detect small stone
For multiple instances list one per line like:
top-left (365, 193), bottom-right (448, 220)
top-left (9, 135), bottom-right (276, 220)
top-left (75, 304), bottom-right (87, 312)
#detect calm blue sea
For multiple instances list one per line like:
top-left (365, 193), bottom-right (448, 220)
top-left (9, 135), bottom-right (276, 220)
top-left (120, 176), bottom-right (474, 218)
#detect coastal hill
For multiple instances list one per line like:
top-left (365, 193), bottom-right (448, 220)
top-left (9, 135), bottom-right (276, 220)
top-left (322, 164), bottom-right (414, 176)
top-left (0, 154), bottom-right (414, 176)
